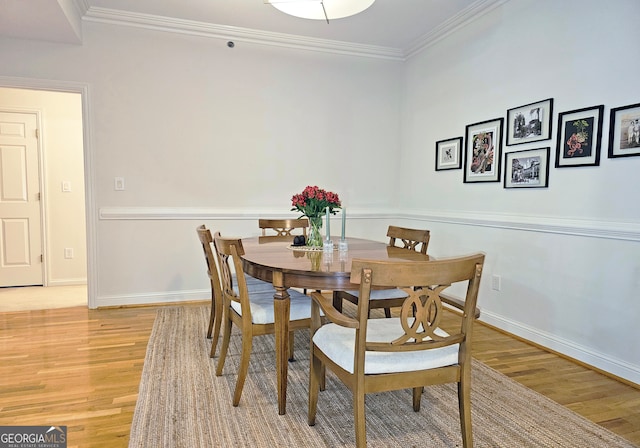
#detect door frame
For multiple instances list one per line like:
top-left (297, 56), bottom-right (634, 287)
top-left (0, 76), bottom-right (97, 308)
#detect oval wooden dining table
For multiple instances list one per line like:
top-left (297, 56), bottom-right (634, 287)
top-left (240, 237), bottom-right (431, 415)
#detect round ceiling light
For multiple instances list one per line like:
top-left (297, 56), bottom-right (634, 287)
top-left (269, 0), bottom-right (375, 21)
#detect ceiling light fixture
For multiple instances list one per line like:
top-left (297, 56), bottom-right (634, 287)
top-left (265, 0), bottom-right (375, 24)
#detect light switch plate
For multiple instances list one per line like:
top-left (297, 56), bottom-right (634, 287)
top-left (114, 177), bottom-right (125, 191)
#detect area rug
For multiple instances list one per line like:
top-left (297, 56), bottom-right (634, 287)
top-left (129, 306), bottom-right (637, 447)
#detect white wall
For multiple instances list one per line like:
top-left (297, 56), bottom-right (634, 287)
top-left (0, 87), bottom-right (86, 285)
top-left (0, 21), bottom-right (403, 300)
top-left (399, 0), bottom-right (640, 383)
top-left (0, 0), bottom-right (638, 384)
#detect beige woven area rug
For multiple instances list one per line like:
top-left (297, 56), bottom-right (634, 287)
top-left (129, 306), bottom-right (636, 447)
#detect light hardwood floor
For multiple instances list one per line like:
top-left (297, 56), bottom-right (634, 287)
top-left (0, 302), bottom-right (638, 447)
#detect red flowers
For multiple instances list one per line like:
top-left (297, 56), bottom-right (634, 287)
top-left (291, 186), bottom-right (341, 218)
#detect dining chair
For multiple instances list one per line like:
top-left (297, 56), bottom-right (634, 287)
top-left (259, 218), bottom-right (311, 294)
top-left (332, 225), bottom-right (431, 318)
top-left (196, 225), bottom-right (273, 358)
top-left (258, 218), bottom-right (309, 243)
top-left (213, 232), bottom-right (315, 407)
top-left (308, 253), bottom-right (485, 448)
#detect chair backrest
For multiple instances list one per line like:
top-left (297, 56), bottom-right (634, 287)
top-left (213, 232), bottom-right (251, 316)
top-left (259, 218), bottom-right (309, 242)
top-left (196, 225), bottom-right (223, 299)
top-left (386, 225), bottom-right (430, 254)
top-left (350, 253), bottom-right (484, 358)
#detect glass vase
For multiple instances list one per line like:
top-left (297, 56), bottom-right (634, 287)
top-left (307, 216), bottom-right (323, 248)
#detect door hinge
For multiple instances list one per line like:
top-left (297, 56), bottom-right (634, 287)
top-left (40, 254), bottom-right (44, 262)
top-left (36, 192), bottom-right (41, 201)
top-left (35, 128), bottom-right (39, 139)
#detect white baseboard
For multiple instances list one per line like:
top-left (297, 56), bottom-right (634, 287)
top-left (480, 310), bottom-right (640, 386)
top-left (47, 278), bottom-right (88, 286)
top-left (96, 289), bottom-right (209, 308)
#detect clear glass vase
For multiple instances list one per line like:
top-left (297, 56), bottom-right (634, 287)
top-left (307, 216), bottom-right (323, 248)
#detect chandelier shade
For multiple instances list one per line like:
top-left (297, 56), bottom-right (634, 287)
top-left (266, 0), bottom-right (375, 22)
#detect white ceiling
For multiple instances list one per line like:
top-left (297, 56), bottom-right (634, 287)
top-left (0, 0), bottom-right (503, 53)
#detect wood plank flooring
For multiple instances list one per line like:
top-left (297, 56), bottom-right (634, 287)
top-left (0, 303), bottom-right (638, 447)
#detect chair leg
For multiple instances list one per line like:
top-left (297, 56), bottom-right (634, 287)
top-left (232, 332), bottom-right (253, 407)
top-left (215, 312), bottom-right (232, 376)
top-left (288, 331), bottom-right (295, 361)
top-left (207, 301), bottom-right (214, 339)
top-left (384, 307), bottom-right (392, 318)
top-left (458, 376), bottom-right (473, 448)
top-left (319, 363), bottom-right (326, 391)
top-left (308, 350), bottom-right (322, 426)
top-left (354, 388), bottom-right (367, 448)
top-left (412, 386), bottom-right (423, 411)
top-left (209, 298), bottom-right (223, 358)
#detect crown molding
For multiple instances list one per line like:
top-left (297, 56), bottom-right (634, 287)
top-left (83, 7), bottom-right (405, 60)
top-left (405, 0), bottom-right (509, 59)
top-left (82, 1), bottom-right (509, 60)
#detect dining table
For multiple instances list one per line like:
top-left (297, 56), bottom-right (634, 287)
top-left (240, 236), bottom-right (431, 415)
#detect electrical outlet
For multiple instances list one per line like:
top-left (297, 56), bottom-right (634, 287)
top-left (114, 177), bottom-right (125, 191)
top-left (491, 274), bottom-right (501, 291)
top-left (64, 248), bottom-right (74, 259)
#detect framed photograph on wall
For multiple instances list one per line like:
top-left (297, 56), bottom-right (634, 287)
top-left (608, 102), bottom-right (640, 158)
top-left (435, 137), bottom-right (463, 171)
top-left (463, 117), bottom-right (503, 183)
top-left (504, 147), bottom-right (550, 189)
top-left (506, 98), bottom-right (553, 146)
top-left (555, 105), bottom-right (604, 168)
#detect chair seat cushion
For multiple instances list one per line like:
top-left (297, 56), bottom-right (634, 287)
top-left (231, 289), bottom-right (314, 325)
top-left (342, 288), bottom-right (408, 300)
top-left (313, 318), bottom-right (458, 374)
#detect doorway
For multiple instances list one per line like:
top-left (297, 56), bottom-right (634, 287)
top-left (0, 86), bottom-right (87, 308)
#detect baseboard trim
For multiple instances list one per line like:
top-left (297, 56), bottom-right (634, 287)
top-left (47, 278), bottom-right (88, 286)
top-left (480, 310), bottom-right (640, 387)
top-left (96, 289), bottom-right (209, 308)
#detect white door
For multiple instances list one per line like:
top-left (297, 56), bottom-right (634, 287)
top-left (0, 111), bottom-right (43, 287)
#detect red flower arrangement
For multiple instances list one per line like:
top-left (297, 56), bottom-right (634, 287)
top-left (291, 185), bottom-right (341, 219)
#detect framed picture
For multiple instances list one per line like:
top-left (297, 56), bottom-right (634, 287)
top-left (608, 102), bottom-right (640, 158)
top-left (506, 98), bottom-right (553, 146)
top-left (463, 117), bottom-right (503, 183)
top-left (555, 105), bottom-right (604, 168)
top-left (435, 137), bottom-right (463, 171)
top-left (504, 147), bottom-right (550, 188)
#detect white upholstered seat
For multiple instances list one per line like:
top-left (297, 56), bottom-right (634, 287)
top-left (309, 254), bottom-right (485, 448)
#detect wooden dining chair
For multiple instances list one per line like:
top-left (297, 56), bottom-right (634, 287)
top-left (259, 218), bottom-right (311, 294)
top-left (258, 218), bottom-right (309, 243)
top-left (333, 225), bottom-right (431, 317)
top-left (308, 253), bottom-right (485, 448)
top-left (196, 225), bottom-right (273, 358)
top-left (213, 232), bottom-right (315, 407)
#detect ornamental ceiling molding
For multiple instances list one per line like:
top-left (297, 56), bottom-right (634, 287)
top-left (82, 0), bottom-right (507, 61)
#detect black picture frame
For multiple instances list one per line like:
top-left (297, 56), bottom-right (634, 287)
top-left (504, 147), bottom-right (550, 189)
top-left (506, 98), bottom-right (553, 146)
top-left (608, 102), bottom-right (640, 158)
top-left (555, 105), bottom-right (604, 168)
top-left (463, 117), bottom-right (503, 183)
top-left (435, 137), bottom-right (463, 171)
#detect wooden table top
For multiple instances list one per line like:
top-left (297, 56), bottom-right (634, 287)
top-left (241, 237), bottom-right (430, 291)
